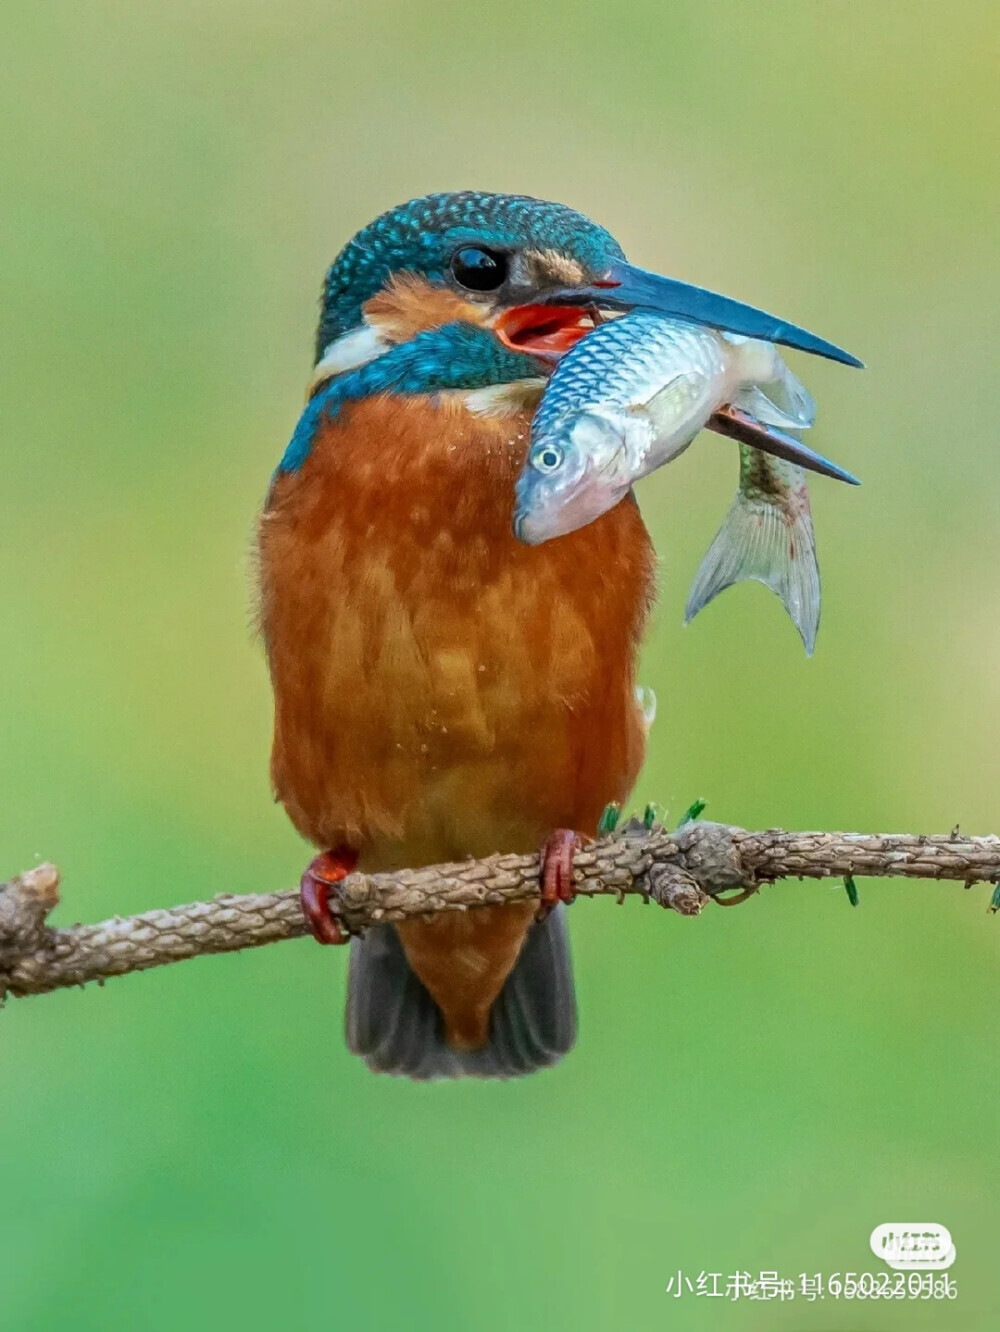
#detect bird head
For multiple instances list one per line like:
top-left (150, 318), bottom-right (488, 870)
top-left (313, 190), bottom-right (860, 381)
top-left (279, 192), bottom-right (860, 474)
top-left (314, 192), bottom-right (622, 368)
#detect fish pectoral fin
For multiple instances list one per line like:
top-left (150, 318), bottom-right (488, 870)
top-left (684, 466), bottom-right (821, 655)
top-left (633, 369), bottom-right (712, 452)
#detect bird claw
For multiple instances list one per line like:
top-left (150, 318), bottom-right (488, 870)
top-left (536, 829), bottom-right (582, 922)
top-left (299, 846), bottom-right (358, 945)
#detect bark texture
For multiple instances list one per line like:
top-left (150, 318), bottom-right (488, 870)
top-left (2, 821), bottom-right (998, 1000)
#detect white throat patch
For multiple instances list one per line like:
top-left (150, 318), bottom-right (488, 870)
top-left (309, 324), bottom-right (389, 393)
top-left (462, 378), bottom-right (547, 417)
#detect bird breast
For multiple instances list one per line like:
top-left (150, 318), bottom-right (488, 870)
top-left (258, 392), bottom-right (655, 865)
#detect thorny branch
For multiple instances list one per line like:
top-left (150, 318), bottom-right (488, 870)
top-left (2, 820), bottom-right (999, 1001)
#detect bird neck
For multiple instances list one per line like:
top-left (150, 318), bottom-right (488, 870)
top-left (279, 321), bottom-right (542, 475)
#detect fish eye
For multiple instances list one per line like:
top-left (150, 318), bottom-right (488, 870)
top-left (532, 444), bottom-right (564, 474)
top-left (451, 246), bottom-right (508, 292)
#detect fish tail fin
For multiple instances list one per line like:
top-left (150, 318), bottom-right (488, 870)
top-left (685, 467), bottom-right (821, 655)
top-left (345, 910), bottom-right (576, 1080)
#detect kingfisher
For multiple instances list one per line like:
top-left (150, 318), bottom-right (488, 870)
top-left (257, 192), bottom-right (859, 1079)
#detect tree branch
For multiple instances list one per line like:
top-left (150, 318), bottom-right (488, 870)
top-left (2, 821), bottom-right (999, 1001)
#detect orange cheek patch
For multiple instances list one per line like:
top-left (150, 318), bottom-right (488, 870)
top-left (495, 305), bottom-right (597, 359)
top-left (364, 274), bottom-right (492, 343)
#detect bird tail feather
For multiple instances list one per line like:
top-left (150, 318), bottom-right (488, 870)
top-left (345, 907), bottom-right (576, 1079)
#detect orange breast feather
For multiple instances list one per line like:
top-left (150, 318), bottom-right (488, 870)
top-left (258, 392), bottom-right (655, 1041)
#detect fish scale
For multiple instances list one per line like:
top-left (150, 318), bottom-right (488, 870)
top-left (533, 314), bottom-right (729, 426)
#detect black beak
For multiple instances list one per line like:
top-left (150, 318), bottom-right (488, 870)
top-left (543, 260), bottom-right (864, 369)
top-left (709, 405), bottom-right (860, 485)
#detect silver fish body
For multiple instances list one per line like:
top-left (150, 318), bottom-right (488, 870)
top-left (514, 310), bottom-right (814, 544)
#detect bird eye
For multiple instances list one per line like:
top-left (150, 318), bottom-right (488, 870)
top-left (451, 246), bottom-right (508, 292)
top-left (531, 444), bottom-right (564, 474)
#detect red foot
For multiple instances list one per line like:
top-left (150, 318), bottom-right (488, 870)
top-left (300, 846), bottom-right (359, 945)
top-left (537, 829), bottom-right (582, 922)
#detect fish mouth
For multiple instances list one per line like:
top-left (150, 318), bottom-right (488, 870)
top-left (494, 304), bottom-right (602, 362)
top-left (514, 453), bottom-right (631, 545)
top-left (536, 260), bottom-right (864, 369)
top-left (514, 488), bottom-right (628, 544)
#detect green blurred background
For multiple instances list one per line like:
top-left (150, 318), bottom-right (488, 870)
top-left (3, 1), bottom-right (998, 1328)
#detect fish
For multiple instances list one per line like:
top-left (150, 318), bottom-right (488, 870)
top-left (685, 443), bottom-right (821, 654)
top-left (513, 310), bottom-right (856, 547)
